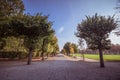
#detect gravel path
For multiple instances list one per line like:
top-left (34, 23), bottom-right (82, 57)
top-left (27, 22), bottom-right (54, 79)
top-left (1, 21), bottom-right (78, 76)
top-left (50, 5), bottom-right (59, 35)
top-left (0, 54), bottom-right (120, 80)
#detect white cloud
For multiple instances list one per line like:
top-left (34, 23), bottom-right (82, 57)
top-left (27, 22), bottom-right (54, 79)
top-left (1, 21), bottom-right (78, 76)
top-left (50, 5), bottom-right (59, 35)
top-left (58, 27), bottom-right (64, 34)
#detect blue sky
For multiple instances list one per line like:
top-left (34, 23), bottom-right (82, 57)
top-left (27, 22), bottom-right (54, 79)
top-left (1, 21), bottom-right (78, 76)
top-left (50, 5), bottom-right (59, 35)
top-left (23, 0), bottom-right (120, 50)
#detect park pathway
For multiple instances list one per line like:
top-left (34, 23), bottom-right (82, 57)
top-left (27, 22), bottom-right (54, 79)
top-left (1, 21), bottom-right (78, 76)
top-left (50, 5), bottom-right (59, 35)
top-left (0, 54), bottom-right (120, 80)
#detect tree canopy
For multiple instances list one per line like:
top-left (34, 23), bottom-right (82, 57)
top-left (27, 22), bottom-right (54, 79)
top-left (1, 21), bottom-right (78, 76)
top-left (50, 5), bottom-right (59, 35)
top-left (0, 0), bottom-right (24, 25)
top-left (0, 0), bottom-right (59, 64)
top-left (62, 42), bottom-right (78, 55)
top-left (75, 13), bottom-right (118, 67)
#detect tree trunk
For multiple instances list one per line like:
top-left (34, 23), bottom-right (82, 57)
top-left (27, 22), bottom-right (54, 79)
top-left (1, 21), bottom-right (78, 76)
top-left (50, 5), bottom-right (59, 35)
top-left (41, 52), bottom-right (44, 61)
top-left (27, 47), bottom-right (33, 65)
top-left (41, 39), bottom-right (46, 61)
top-left (54, 53), bottom-right (56, 56)
top-left (18, 52), bottom-right (21, 60)
top-left (98, 48), bottom-right (105, 68)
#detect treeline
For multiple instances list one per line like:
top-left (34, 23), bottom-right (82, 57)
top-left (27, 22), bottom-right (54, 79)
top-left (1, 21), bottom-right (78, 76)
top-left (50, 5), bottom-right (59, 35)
top-left (61, 42), bottom-right (120, 55)
top-left (108, 44), bottom-right (120, 54)
top-left (79, 44), bottom-right (120, 55)
top-left (0, 0), bottom-right (59, 64)
top-left (61, 42), bottom-right (78, 56)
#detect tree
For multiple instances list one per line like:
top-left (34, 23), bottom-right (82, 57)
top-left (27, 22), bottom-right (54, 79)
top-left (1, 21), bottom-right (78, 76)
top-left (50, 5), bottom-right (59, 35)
top-left (54, 44), bottom-right (59, 54)
top-left (40, 37), bottom-right (50, 60)
top-left (62, 42), bottom-right (78, 55)
top-left (61, 49), bottom-right (66, 54)
top-left (50, 36), bottom-right (59, 56)
top-left (10, 13), bottom-right (54, 64)
top-left (63, 42), bottom-right (71, 56)
top-left (71, 43), bottom-right (78, 53)
top-left (25, 14), bottom-right (54, 64)
top-left (39, 35), bottom-right (59, 60)
top-left (40, 24), bottom-right (55, 60)
top-left (75, 13), bottom-right (117, 68)
top-left (0, 0), bottom-right (58, 64)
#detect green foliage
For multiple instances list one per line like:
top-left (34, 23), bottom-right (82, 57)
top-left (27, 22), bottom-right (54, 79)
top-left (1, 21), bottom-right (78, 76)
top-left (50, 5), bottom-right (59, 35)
top-left (63, 42), bottom-right (71, 55)
top-left (75, 13), bottom-right (118, 67)
top-left (0, 51), bottom-right (27, 59)
top-left (0, 13), bottom-right (59, 59)
top-left (3, 37), bottom-right (24, 51)
top-left (0, 0), bottom-right (59, 62)
top-left (40, 35), bottom-right (59, 59)
top-left (71, 43), bottom-right (78, 53)
top-left (0, 0), bottom-right (24, 25)
top-left (76, 13), bottom-right (117, 50)
top-left (62, 42), bottom-right (78, 55)
top-left (61, 49), bottom-right (66, 54)
top-left (0, 0), bottom-right (24, 15)
top-left (0, 0), bottom-right (25, 52)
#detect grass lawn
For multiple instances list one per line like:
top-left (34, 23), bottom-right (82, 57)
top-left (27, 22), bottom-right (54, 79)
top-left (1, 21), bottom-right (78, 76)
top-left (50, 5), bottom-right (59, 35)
top-left (70, 53), bottom-right (120, 61)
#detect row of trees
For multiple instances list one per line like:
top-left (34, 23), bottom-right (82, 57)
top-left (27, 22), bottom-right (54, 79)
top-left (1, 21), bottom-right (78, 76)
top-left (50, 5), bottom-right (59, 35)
top-left (61, 42), bottom-right (78, 56)
top-left (61, 13), bottom-right (119, 68)
top-left (79, 44), bottom-right (120, 55)
top-left (106, 44), bottom-right (120, 54)
top-left (0, 0), bottom-right (59, 64)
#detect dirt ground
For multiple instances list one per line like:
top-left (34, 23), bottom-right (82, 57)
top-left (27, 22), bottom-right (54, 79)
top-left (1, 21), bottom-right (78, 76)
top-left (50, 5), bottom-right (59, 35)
top-left (0, 54), bottom-right (120, 80)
